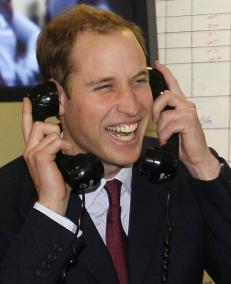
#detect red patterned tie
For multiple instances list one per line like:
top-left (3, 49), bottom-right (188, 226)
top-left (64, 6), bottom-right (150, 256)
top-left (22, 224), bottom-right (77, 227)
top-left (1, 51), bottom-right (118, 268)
top-left (105, 179), bottom-right (128, 284)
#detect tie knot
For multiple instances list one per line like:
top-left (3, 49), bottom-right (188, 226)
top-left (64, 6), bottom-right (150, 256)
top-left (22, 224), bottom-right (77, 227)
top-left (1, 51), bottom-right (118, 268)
top-left (104, 179), bottom-right (122, 207)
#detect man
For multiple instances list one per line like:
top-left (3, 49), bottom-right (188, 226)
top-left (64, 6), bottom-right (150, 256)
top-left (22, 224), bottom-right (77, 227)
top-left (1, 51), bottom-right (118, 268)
top-left (0, 4), bottom-right (231, 284)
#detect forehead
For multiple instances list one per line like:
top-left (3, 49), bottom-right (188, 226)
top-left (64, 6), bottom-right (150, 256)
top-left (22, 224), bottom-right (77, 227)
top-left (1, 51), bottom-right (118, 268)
top-left (70, 30), bottom-right (146, 74)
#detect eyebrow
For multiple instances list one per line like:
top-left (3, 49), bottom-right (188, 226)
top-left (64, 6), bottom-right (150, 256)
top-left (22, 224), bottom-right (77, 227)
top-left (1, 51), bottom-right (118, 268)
top-left (86, 69), bottom-right (149, 87)
top-left (128, 69), bottom-right (149, 84)
top-left (132, 69), bottom-right (149, 79)
top-left (86, 77), bottom-right (114, 87)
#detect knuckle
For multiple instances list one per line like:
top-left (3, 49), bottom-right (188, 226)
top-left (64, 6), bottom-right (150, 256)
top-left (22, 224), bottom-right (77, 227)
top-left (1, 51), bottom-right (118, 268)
top-left (27, 150), bottom-right (36, 163)
top-left (33, 121), bottom-right (43, 129)
top-left (54, 124), bottom-right (61, 133)
top-left (185, 111), bottom-right (195, 125)
top-left (49, 123), bottom-right (61, 135)
top-left (160, 110), bottom-right (169, 121)
top-left (164, 124), bottom-right (173, 138)
top-left (49, 132), bottom-right (60, 141)
top-left (171, 77), bottom-right (178, 85)
top-left (51, 136), bottom-right (62, 146)
top-left (158, 132), bottom-right (167, 145)
top-left (34, 150), bottom-right (46, 165)
top-left (23, 149), bottom-right (35, 166)
top-left (188, 100), bottom-right (196, 109)
top-left (23, 150), bottom-right (28, 161)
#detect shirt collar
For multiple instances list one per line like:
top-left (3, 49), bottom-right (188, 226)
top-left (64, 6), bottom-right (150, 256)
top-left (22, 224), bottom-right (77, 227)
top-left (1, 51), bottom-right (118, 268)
top-left (84, 166), bottom-right (132, 210)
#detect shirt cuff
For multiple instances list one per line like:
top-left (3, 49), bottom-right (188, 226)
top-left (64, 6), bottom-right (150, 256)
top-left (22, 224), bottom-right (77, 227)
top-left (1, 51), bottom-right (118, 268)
top-left (34, 202), bottom-right (77, 234)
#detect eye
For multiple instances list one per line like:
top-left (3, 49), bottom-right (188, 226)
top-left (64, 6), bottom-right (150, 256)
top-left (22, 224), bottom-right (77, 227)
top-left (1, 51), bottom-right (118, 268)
top-left (137, 78), bottom-right (148, 83)
top-left (94, 84), bottom-right (114, 92)
top-left (95, 85), bottom-right (110, 90)
top-left (134, 76), bottom-right (149, 85)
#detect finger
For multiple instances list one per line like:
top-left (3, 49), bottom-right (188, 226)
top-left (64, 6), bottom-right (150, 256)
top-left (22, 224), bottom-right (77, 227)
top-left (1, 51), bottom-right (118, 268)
top-left (157, 116), bottom-right (184, 145)
top-left (26, 122), bottom-right (61, 151)
top-left (156, 106), bottom-right (197, 145)
top-left (24, 132), bottom-right (61, 157)
top-left (22, 97), bottom-right (33, 143)
top-left (156, 108), bottom-right (177, 133)
top-left (48, 138), bottom-right (74, 156)
top-left (32, 135), bottom-right (74, 157)
top-left (24, 137), bottom-right (74, 168)
top-left (154, 61), bottom-right (182, 94)
top-left (34, 138), bottom-right (74, 162)
top-left (152, 90), bottom-right (188, 122)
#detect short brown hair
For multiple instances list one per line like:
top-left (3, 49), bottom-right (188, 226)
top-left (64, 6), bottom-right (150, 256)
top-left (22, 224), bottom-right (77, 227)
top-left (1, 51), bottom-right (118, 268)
top-left (36, 4), bottom-right (147, 92)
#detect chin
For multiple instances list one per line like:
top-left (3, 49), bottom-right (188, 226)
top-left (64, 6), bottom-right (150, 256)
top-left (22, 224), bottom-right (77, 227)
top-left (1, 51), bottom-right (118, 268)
top-left (111, 151), bottom-right (141, 167)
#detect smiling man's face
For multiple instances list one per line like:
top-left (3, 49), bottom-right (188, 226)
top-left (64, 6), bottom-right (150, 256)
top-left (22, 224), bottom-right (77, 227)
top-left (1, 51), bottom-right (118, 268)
top-left (60, 29), bottom-right (153, 177)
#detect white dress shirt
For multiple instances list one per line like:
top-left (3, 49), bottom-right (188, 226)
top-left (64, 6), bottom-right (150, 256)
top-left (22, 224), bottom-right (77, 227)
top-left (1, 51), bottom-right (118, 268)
top-left (34, 166), bottom-right (132, 243)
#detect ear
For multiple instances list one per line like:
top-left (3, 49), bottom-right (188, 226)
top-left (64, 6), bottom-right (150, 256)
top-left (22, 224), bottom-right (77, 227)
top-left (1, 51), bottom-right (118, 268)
top-left (58, 89), bottom-right (66, 117)
top-left (49, 79), bottom-right (67, 116)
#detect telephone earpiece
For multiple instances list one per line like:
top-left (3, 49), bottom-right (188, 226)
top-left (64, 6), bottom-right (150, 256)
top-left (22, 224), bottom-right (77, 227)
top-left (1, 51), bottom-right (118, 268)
top-left (139, 68), bottom-right (179, 183)
top-left (27, 82), bottom-right (104, 194)
top-left (29, 81), bottom-right (59, 121)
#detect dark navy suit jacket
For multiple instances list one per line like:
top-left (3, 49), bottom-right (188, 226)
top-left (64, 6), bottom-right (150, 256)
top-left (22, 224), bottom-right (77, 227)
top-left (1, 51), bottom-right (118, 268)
top-left (1, 139), bottom-right (231, 284)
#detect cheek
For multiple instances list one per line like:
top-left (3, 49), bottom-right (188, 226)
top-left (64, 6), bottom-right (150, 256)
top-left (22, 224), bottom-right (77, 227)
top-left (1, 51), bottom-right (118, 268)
top-left (68, 99), bottom-right (106, 135)
top-left (139, 91), bottom-right (153, 114)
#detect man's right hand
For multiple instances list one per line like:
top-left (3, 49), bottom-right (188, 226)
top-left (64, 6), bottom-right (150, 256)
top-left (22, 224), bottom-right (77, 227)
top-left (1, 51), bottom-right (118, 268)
top-left (22, 97), bottom-right (73, 216)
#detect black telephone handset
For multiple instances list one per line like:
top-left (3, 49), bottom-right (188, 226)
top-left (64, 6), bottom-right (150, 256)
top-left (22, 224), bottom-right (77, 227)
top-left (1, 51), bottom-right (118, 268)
top-left (27, 82), bottom-right (104, 194)
top-left (139, 68), bottom-right (179, 183)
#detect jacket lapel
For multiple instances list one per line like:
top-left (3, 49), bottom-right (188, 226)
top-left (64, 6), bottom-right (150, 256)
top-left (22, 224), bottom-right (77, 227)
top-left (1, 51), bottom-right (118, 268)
top-left (128, 164), bottom-right (170, 284)
top-left (65, 135), bottom-right (171, 284)
top-left (66, 193), bottom-right (118, 284)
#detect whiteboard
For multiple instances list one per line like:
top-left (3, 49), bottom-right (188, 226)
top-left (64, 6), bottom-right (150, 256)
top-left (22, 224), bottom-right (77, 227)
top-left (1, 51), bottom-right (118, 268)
top-left (155, 0), bottom-right (231, 164)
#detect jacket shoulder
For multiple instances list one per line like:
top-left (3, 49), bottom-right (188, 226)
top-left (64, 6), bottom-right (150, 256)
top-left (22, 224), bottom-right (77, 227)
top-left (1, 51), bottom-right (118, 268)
top-left (0, 156), bottom-right (34, 191)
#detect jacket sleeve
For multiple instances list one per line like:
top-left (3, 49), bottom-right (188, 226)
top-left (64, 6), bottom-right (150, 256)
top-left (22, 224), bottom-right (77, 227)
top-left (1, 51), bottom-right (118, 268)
top-left (0, 158), bottom-right (83, 284)
top-left (189, 157), bottom-right (231, 283)
top-left (0, 208), bottom-right (82, 284)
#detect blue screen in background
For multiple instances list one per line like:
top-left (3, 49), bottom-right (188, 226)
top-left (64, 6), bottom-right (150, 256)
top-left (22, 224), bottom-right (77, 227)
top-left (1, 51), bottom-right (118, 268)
top-left (0, 0), bottom-right (145, 88)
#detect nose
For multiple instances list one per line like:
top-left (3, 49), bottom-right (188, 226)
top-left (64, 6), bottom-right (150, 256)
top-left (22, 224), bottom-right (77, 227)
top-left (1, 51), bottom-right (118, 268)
top-left (116, 85), bottom-right (140, 116)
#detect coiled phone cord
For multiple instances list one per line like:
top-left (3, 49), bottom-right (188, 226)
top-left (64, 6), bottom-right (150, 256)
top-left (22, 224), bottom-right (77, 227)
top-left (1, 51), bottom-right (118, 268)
top-left (58, 188), bottom-right (86, 284)
top-left (59, 189), bottom-right (173, 284)
top-left (161, 190), bottom-right (172, 284)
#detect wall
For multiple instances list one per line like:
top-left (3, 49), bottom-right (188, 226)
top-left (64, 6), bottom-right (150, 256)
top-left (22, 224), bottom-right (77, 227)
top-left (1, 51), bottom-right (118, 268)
top-left (0, 102), bottom-right (24, 167)
top-left (155, 0), bottom-right (231, 164)
top-left (155, 1), bottom-right (231, 283)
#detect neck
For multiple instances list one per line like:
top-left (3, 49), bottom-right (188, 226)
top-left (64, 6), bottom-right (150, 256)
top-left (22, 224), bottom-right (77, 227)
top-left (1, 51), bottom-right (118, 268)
top-left (103, 163), bottom-right (122, 179)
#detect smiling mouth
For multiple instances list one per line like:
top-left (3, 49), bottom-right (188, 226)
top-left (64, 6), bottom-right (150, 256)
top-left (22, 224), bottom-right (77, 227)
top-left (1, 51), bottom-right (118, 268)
top-left (105, 123), bottom-right (138, 141)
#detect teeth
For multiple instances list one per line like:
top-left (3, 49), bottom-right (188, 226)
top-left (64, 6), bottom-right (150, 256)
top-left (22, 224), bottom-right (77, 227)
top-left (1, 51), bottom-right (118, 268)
top-left (106, 123), bottom-right (138, 142)
top-left (108, 131), bottom-right (135, 141)
top-left (107, 123), bottom-right (138, 133)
